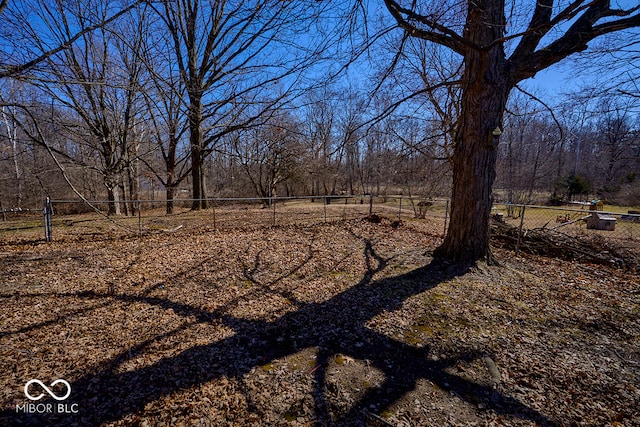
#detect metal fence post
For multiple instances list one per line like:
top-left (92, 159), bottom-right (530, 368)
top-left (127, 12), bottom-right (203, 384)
top-left (272, 197), bottom-right (276, 226)
top-left (137, 200), bottom-right (142, 237)
top-left (323, 196), bottom-right (327, 223)
top-left (212, 198), bottom-right (217, 230)
top-left (515, 204), bottom-right (526, 253)
top-left (443, 200), bottom-right (449, 237)
top-left (44, 197), bottom-right (52, 242)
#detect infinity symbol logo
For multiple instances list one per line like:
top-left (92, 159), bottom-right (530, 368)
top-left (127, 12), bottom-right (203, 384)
top-left (24, 379), bottom-right (71, 401)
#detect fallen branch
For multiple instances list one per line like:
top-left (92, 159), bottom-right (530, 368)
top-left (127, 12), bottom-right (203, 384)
top-left (491, 220), bottom-right (639, 271)
top-left (611, 349), bottom-right (640, 367)
top-left (363, 410), bottom-right (396, 426)
top-left (550, 215), bottom-right (591, 230)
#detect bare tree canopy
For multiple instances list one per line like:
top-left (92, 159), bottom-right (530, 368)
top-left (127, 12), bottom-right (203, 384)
top-left (150, 0), bottom-right (347, 210)
top-left (0, 0), bottom-right (144, 79)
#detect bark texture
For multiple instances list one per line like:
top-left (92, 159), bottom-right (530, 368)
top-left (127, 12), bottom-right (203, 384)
top-left (434, 0), bottom-right (511, 263)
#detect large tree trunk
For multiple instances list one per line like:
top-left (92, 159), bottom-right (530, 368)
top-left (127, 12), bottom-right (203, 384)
top-left (434, 0), bottom-right (512, 264)
top-left (107, 185), bottom-right (121, 216)
top-left (104, 170), bottom-right (121, 216)
top-left (189, 98), bottom-right (208, 210)
top-left (166, 185), bottom-right (175, 215)
top-left (190, 153), bottom-right (208, 209)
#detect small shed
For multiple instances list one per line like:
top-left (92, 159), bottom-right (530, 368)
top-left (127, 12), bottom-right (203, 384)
top-left (586, 212), bottom-right (616, 231)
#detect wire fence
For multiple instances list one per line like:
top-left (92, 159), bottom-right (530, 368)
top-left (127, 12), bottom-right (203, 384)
top-left (1, 196), bottom-right (639, 251)
top-left (491, 203), bottom-right (640, 251)
top-left (0, 196), bottom-right (450, 241)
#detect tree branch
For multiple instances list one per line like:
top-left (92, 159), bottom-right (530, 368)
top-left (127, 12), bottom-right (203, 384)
top-left (514, 84), bottom-right (564, 144)
top-left (383, 0), bottom-right (471, 55)
top-left (511, 1), bottom-right (640, 82)
top-left (360, 78), bottom-right (461, 133)
top-left (0, 0), bottom-right (143, 79)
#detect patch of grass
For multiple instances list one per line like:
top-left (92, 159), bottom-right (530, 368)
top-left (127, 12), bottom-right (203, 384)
top-left (416, 324), bottom-right (435, 335)
top-left (380, 409), bottom-right (394, 419)
top-left (327, 270), bottom-right (350, 279)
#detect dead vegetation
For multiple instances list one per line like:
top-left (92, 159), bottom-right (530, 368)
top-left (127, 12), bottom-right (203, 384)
top-left (491, 220), bottom-right (640, 272)
top-left (0, 216), bottom-right (638, 426)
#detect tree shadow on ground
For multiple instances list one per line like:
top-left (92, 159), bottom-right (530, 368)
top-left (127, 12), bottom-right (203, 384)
top-left (1, 233), bottom-right (558, 426)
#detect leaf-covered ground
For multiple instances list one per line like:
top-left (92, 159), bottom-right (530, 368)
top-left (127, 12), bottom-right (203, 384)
top-left (0, 216), bottom-right (638, 426)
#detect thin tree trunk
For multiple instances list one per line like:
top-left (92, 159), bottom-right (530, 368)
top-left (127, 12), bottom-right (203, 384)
top-left (199, 160), bottom-right (207, 206)
top-left (165, 140), bottom-right (177, 214)
top-left (127, 144), bottom-right (139, 216)
top-left (120, 181), bottom-right (130, 216)
top-left (191, 146), bottom-right (202, 209)
top-left (2, 105), bottom-right (21, 206)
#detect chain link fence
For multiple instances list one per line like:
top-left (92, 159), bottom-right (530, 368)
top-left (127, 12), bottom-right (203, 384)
top-left (2, 197), bottom-right (638, 251)
top-left (492, 203), bottom-right (640, 240)
top-left (0, 206), bottom-right (43, 235)
top-left (0, 196), bottom-right (450, 242)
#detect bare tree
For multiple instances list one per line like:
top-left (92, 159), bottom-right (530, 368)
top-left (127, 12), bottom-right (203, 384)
top-left (496, 93), bottom-right (563, 204)
top-left (155, 0), bottom-right (331, 210)
top-left (384, 114), bottom-right (453, 201)
top-left (13, 0), bottom-right (149, 215)
top-left (337, 89), bottom-right (366, 195)
top-left (301, 87), bottom-right (341, 197)
top-left (0, 0), bottom-right (150, 215)
top-left (0, 88), bottom-right (21, 205)
top-left (135, 10), bottom-right (192, 215)
top-left (111, 7), bottom-right (151, 215)
top-left (383, 0), bottom-right (640, 263)
top-left (592, 101), bottom-right (640, 200)
top-left (230, 113), bottom-right (302, 205)
top-left (140, 70), bottom-right (190, 214)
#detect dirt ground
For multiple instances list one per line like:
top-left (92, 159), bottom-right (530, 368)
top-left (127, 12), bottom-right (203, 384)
top-left (0, 215), bottom-right (638, 426)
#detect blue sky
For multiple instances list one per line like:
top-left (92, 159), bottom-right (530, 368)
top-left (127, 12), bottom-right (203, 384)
top-left (521, 65), bottom-right (581, 98)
